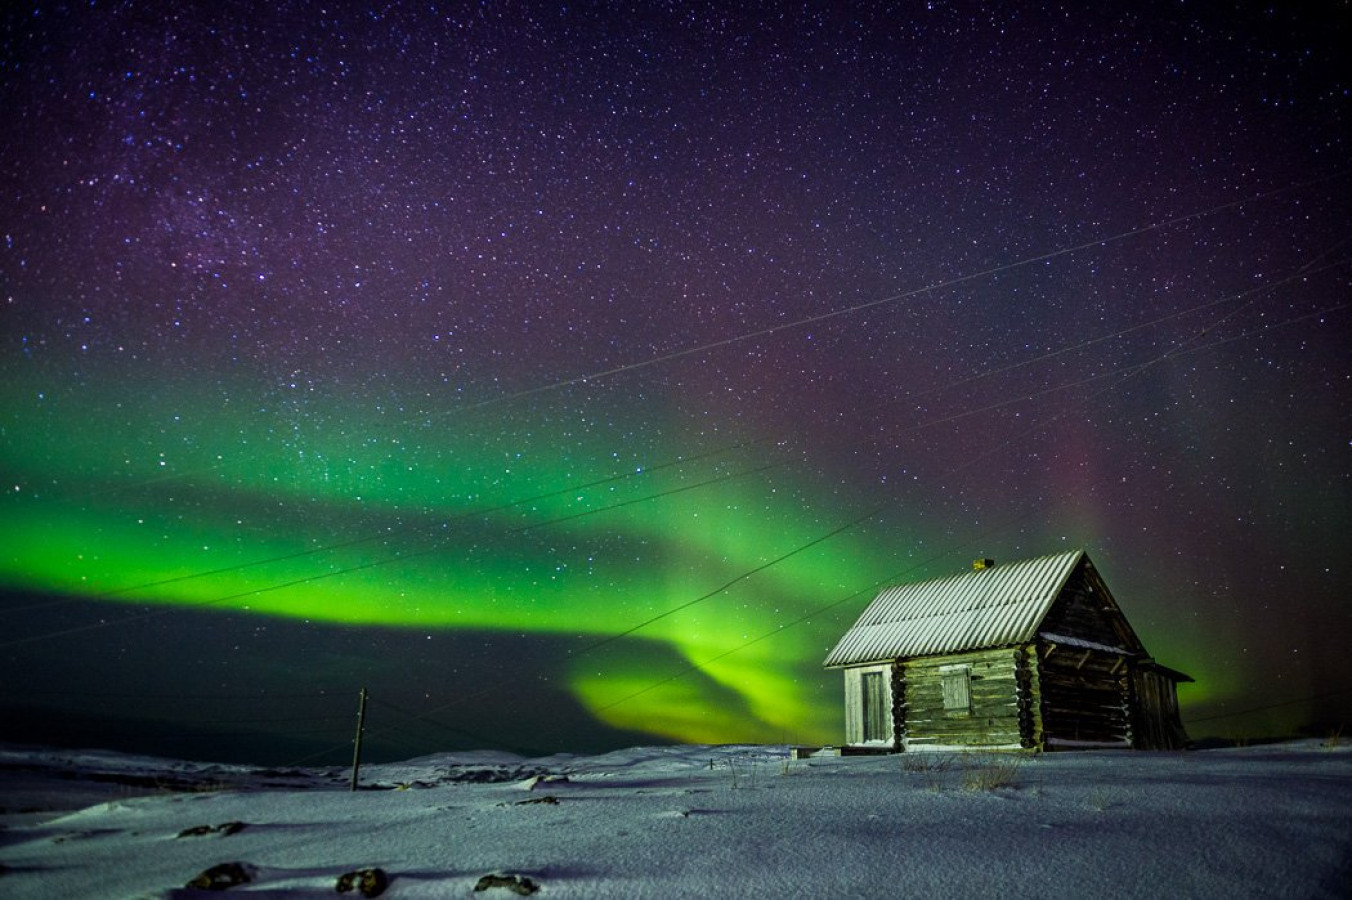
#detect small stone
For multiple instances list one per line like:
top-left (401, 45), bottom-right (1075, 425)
top-left (335, 866), bottom-right (389, 897)
top-left (185, 861), bottom-right (254, 890)
top-left (474, 872), bottom-right (540, 895)
top-left (178, 822), bottom-right (246, 838)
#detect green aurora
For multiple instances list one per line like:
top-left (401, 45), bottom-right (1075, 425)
top-left (3, 363), bottom-right (916, 746)
top-left (4, 0), bottom-right (1348, 762)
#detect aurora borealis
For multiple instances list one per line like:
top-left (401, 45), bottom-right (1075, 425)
top-left (2, 2), bottom-right (1350, 764)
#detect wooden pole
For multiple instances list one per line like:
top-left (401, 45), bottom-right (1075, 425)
top-left (350, 687), bottom-right (368, 792)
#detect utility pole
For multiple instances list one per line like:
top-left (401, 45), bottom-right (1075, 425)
top-left (350, 687), bottom-right (368, 792)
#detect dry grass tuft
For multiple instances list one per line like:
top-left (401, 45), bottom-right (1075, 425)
top-left (961, 755), bottom-right (1021, 792)
top-left (901, 751), bottom-right (1023, 792)
top-left (900, 752), bottom-right (956, 774)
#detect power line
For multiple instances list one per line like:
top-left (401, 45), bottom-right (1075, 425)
top-left (591, 520), bottom-right (1046, 715)
top-left (8, 251), bottom-right (1345, 626)
top-left (5, 189), bottom-right (1348, 756)
top-left (1188, 688), bottom-right (1352, 724)
top-left (372, 697), bottom-right (552, 757)
top-left (445, 170), bottom-right (1352, 415)
top-left (14, 291), bottom-right (1341, 757)
top-left (0, 438), bottom-right (766, 615)
top-left (9, 688), bottom-right (353, 701)
top-left (6, 186), bottom-right (1343, 635)
top-left (4, 288), bottom-right (1346, 651)
top-left (569, 501), bottom-right (896, 661)
top-left (542, 256), bottom-right (1352, 723)
top-left (328, 312), bottom-right (1222, 749)
top-left (0, 460), bottom-right (784, 648)
top-left (33, 171), bottom-right (1348, 511)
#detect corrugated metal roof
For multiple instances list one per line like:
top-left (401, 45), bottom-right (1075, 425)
top-left (823, 549), bottom-right (1086, 668)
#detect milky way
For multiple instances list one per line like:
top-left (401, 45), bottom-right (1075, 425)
top-left (2, 2), bottom-right (1349, 763)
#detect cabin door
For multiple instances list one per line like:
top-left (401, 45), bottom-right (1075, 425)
top-left (861, 671), bottom-right (888, 742)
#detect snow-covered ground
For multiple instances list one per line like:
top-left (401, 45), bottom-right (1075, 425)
top-left (1, 741), bottom-right (1348, 898)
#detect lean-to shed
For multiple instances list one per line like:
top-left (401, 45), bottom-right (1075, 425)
top-left (823, 549), bottom-right (1191, 752)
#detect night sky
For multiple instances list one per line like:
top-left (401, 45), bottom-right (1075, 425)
top-left (2, 1), bottom-right (1349, 765)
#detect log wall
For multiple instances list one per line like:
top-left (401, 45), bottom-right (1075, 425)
top-left (902, 648), bottom-right (1024, 749)
top-left (1038, 642), bottom-right (1132, 747)
top-left (891, 661), bottom-right (907, 748)
top-left (1016, 643), bottom-right (1044, 749)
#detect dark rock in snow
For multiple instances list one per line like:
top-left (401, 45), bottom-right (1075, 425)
top-left (185, 861), bottom-right (254, 890)
top-left (177, 822), bottom-right (246, 838)
top-left (474, 872), bottom-right (540, 895)
top-left (444, 765), bottom-right (551, 784)
top-left (335, 866), bottom-right (389, 897)
top-left (521, 773), bottom-right (570, 790)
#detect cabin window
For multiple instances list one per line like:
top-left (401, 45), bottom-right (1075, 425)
top-left (941, 665), bottom-right (971, 715)
top-left (861, 671), bottom-right (888, 742)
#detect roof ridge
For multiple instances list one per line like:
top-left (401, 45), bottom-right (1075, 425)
top-left (875, 547), bottom-right (1084, 592)
top-left (823, 548), bottom-right (1087, 668)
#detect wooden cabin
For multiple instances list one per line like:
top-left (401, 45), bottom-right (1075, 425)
top-left (823, 549), bottom-right (1191, 752)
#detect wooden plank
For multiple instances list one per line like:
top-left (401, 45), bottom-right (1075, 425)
top-left (901, 648), bottom-right (1032, 747)
top-left (1037, 644), bottom-right (1134, 748)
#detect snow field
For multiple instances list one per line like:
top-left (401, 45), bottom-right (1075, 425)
top-left (0, 742), bottom-right (1348, 898)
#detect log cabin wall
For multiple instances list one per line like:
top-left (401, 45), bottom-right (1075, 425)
top-left (902, 648), bottom-right (1024, 750)
top-left (1037, 641), bottom-right (1132, 747)
top-left (891, 661), bottom-right (907, 749)
top-left (1015, 643), bottom-right (1044, 749)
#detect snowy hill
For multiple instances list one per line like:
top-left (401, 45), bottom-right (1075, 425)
top-left (1, 742), bottom-right (1349, 897)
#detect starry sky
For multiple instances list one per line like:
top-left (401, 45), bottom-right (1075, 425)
top-left (2, 1), bottom-right (1349, 765)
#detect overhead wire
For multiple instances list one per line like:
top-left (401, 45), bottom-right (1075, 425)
top-left (1187, 688), bottom-right (1352, 724)
top-left (31, 169), bottom-right (1347, 508)
top-left (372, 697), bottom-right (552, 757)
top-left (7, 251), bottom-right (1345, 622)
top-left (318, 355), bottom-right (1144, 753)
top-left (7, 180), bottom-right (1349, 754)
top-left (4, 264), bottom-right (1347, 651)
top-left (7, 180), bottom-right (1345, 628)
top-left (314, 280), bottom-right (1335, 754)
top-left (0, 458), bottom-right (786, 648)
top-left (40, 293), bottom-right (1350, 757)
top-left (590, 515), bottom-right (1048, 715)
top-left (445, 169), bottom-right (1351, 415)
top-left (574, 239), bottom-right (1352, 719)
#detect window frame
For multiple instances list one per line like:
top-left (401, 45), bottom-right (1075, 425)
top-left (940, 664), bottom-right (972, 716)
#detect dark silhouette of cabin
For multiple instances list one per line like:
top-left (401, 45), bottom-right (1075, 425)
top-left (823, 549), bottom-right (1191, 752)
